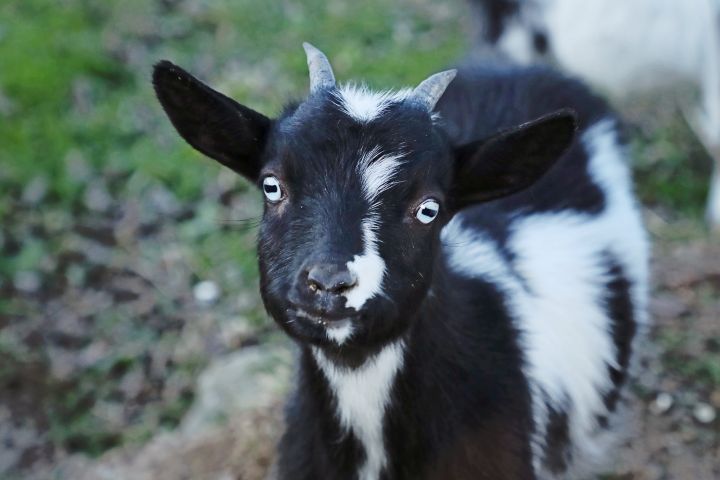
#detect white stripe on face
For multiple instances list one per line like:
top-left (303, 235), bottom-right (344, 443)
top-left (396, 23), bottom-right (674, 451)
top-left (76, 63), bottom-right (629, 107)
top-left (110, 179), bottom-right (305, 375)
top-left (341, 146), bottom-right (404, 311)
top-left (334, 84), bottom-right (412, 123)
top-left (357, 147), bottom-right (405, 203)
top-left (344, 217), bottom-right (385, 311)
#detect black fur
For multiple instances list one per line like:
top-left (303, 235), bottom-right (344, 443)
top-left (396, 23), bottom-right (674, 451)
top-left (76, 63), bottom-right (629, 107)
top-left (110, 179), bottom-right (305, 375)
top-left (601, 253), bottom-right (636, 415)
top-left (468, 0), bottom-right (522, 43)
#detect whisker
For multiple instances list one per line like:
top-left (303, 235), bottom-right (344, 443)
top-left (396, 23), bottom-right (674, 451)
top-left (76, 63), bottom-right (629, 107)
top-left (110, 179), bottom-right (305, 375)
top-left (216, 216), bottom-right (262, 230)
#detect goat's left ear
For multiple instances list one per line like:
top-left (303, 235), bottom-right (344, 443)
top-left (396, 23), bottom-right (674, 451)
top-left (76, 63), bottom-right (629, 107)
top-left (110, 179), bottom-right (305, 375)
top-left (450, 109), bottom-right (577, 211)
top-left (152, 60), bottom-right (272, 182)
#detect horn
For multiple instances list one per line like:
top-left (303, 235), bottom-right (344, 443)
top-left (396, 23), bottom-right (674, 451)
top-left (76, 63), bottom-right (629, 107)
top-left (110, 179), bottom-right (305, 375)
top-left (412, 70), bottom-right (457, 111)
top-left (303, 42), bottom-right (336, 92)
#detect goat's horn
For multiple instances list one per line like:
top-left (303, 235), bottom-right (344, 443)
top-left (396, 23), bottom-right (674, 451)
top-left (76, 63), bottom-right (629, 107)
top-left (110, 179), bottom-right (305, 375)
top-left (303, 42), bottom-right (336, 92)
top-left (412, 70), bottom-right (457, 111)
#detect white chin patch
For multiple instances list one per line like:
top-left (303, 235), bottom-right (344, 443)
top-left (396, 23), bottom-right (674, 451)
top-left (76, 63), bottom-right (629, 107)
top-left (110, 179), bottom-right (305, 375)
top-left (326, 322), bottom-right (355, 344)
top-left (344, 218), bottom-right (386, 311)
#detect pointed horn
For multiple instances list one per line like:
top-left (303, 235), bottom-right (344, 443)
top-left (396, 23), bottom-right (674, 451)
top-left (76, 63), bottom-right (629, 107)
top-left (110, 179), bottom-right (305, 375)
top-left (412, 69), bottom-right (457, 111)
top-left (303, 42), bottom-right (336, 92)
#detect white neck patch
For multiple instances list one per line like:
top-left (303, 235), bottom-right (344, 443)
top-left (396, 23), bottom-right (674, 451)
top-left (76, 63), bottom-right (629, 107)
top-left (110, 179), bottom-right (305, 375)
top-left (334, 84), bottom-right (412, 123)
top-left (326, 321), bottom-right (355, 344)
top-left (313, 340), bottom-right (406, 480)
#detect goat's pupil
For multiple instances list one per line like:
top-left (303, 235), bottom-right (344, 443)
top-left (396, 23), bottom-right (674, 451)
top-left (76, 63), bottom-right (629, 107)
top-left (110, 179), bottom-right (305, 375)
top-left (264, 185), bottom-right (278, 193)
top-left (422, 207), bottom-right (435, 217)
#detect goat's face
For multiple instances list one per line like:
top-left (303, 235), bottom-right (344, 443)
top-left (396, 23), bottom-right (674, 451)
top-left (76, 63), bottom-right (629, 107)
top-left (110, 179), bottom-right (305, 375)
top-left (153, 44), bottom-right (576, 351)
top-left (256, 91), bottom-right (454, 347)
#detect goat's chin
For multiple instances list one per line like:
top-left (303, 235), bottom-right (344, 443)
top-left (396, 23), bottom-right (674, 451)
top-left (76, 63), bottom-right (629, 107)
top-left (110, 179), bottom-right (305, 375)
top-left (269, 297), bottom-right (408, 354)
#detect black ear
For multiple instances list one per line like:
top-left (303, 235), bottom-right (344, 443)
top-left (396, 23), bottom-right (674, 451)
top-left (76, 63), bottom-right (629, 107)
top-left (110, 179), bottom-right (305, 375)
top-left (152, 60), bottom-right (272, 181)
top-left (451, 109), bottom-right (577, 210)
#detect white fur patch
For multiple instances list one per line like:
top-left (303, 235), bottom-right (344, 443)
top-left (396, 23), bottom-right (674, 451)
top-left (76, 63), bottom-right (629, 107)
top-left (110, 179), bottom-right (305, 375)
top-left (441, 119), bottom-right (648, 476)
top-left (498, 0), bottom-right (720, 225)
top-left (357, 146), bottom-right (405, 203)
top-left (706, 165), bottom-right (720, 229)
top-left (313, 340), bottom-right (406, 480)
top-left (326, 322), bottom-right (355, 344)
top-left (334, 84), bottom-right (412, 123)
top-left (505, 0), bottom-right (717, 94)
top-left (344, 217), bottom-right (385, 310)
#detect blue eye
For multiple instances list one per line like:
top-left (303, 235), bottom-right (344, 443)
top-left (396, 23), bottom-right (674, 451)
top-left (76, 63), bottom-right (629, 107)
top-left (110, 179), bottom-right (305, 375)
top-left (416, 199), bottom-right (439, 224)
top-left (262, 176), bottom-right (283, 202)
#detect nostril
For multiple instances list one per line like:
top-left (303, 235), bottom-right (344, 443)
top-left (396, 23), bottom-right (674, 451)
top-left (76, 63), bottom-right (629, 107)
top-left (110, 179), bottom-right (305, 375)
top-left (331, 271), bottom-right (358, 294)
top-left (306, 264), bottom-right (357, 295)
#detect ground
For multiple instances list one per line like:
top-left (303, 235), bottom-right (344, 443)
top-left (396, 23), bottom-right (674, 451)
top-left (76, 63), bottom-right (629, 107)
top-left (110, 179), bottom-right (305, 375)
top-left (0, 0), bottom-right (717, 479)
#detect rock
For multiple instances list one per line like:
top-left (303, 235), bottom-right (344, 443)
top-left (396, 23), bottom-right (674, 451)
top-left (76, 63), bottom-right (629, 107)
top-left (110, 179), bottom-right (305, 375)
top-left (14, 270), bottom-right (41, 293)
top-left (649, 392), bottom-right (673, 415)
top-left (21, 176), bottom-right (48, 205)
top-left (693, 403), bottom-right (716, 424)
top-left (181, 343), bottom-right (293, 433)
top-left (193, 280), bottom-right (220, 306)
top-left (65, 150), bottom-right (92, 183)
top-left (54, 405), bottom-right (283, 480)
top-left (147, 186), bottom-right (181, 217)
top-left (84, 181), bottom-right (113, 212)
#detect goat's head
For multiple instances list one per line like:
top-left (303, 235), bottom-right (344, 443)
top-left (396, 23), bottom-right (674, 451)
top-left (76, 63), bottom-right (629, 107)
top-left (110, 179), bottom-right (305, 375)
top-left (153, 44), bottom-right (575, 352)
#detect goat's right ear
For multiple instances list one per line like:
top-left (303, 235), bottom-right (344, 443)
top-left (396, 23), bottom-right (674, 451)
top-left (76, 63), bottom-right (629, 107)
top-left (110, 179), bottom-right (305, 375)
top-left (152, 61), bottom-right (272, 182)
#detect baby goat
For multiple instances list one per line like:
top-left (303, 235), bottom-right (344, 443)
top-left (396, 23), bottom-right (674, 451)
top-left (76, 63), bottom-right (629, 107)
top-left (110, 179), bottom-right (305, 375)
top-left (153, 44), bottom-right (648, 479)
top-left (469, 0), bottom-right (720, 230)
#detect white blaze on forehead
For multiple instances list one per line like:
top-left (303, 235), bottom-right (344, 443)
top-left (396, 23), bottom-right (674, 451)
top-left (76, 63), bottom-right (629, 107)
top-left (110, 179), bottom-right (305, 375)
top-left (343, 147), bottom-right (404, 311)
top-left (313, 340), bottom-right (406, 480)
top-left (344, 217), bottom-right (386, 310)
top-left (357, 146), bottom-right (405, 202)
top-left (333, 84), bottom-right (412, 123)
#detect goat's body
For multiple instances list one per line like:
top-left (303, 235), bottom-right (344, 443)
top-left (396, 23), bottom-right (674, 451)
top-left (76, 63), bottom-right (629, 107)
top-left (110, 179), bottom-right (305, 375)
top-left (470, 0), bottom-right (720, 228)
top-left (277, 66), bottom-right (648, 480)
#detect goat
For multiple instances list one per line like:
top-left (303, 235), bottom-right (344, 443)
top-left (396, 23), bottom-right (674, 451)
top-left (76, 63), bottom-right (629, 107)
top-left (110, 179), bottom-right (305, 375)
top-left (153, 43), bottom-right (649, 479)
top-left (468, 0), bottom-right (720, 231)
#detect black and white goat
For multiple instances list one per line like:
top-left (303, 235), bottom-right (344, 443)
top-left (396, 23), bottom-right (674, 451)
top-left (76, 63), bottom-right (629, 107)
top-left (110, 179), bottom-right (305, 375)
top-left (153, 43), bottom-right (649, 479)
top-left (469, 0), bottom-right (720, 230)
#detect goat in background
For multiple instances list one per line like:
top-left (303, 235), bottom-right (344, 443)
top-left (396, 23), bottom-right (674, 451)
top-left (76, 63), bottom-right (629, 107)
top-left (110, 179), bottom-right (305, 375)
top-left (469, 0), bottom-right (720, 231)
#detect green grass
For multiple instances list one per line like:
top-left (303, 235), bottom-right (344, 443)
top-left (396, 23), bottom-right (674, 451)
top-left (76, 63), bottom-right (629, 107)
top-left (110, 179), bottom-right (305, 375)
top-left (0, 0), bottom-right (466, 207)
top-left (1, 0), bottom-right (710, 215)
top-left (631, 114), bottom-right (712, 218)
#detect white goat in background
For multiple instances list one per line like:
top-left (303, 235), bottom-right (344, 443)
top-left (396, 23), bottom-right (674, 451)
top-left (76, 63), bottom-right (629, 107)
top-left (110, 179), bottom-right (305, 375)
top-left (470, 0), bottom-right (720, 230)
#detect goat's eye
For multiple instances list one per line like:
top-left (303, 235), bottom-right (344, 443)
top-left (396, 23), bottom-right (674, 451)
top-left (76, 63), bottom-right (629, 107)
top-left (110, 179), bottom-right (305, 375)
top-left (262, 176), bottom-right (283, 202)
top-left (416, 199), bottom-right (440, 224)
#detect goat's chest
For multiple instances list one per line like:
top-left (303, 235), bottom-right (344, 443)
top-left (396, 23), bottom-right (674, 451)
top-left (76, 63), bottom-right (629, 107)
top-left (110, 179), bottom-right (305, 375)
top-left (312, 342), bottom-right (405, 480)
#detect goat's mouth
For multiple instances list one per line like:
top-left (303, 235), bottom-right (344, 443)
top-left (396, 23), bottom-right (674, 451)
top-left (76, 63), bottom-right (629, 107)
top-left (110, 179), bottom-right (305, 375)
top-left (287, 306), bottom-right (359, 330)
top-left (292, 308), bottom-right (357, 327)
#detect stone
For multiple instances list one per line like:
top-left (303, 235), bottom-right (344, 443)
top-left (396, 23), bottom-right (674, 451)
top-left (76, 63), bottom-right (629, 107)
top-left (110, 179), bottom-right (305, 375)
top-left (193, 280), bottom-right (220, 306)
top-left (181, 343), bottom-right (293, 433)
top-left (649, 392), bottom-right (673, 415)
top-left (693, 403), bottom-right (716, 424)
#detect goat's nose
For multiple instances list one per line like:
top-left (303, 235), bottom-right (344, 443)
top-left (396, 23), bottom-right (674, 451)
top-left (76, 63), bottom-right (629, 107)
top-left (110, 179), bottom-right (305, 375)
top-left (306, 263), bottom-right (358, 294)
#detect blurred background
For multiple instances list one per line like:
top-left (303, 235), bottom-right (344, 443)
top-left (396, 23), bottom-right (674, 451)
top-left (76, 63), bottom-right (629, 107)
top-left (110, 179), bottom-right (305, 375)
top-left (0, 0), bottom-right (717, 479)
